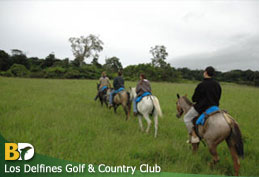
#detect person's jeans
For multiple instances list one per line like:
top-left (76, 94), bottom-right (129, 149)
top-left (183, 106), bottom-right (199, 134)
top-left (109, 90), bottom-right (116, 104)
top-left (133, 97), bottom-right (137, 113)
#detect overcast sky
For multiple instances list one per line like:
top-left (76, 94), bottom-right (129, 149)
top-left (0, 0), bottom-right (258, 71)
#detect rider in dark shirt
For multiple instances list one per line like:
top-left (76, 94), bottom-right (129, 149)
top-left (113, 74), bottom-right (124, 90)
top-left (184, 66), bottom-right (222, 143)
top-left (192, 75), bottom-right (221, 114)
top-left (109, 71), bottom-right (125, 107)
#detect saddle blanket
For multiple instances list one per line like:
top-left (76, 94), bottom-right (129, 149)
top-left (114, 87), bottom-right (125, 94)
top-left (100, 86), bottom-right (108, 92)
top-left (196, 106), bottom-right (220, 125)
top-left (136, 92), bottom-right (152, 103)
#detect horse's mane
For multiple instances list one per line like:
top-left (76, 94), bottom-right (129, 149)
top-left (182, 96), bottom-right (193, 106)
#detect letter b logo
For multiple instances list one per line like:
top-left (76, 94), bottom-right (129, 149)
top-left (5, 143), bottom-right (34, 161)
top-left (5, 143), bottom-right (19, 160)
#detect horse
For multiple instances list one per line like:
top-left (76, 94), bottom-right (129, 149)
top-left (107, 88), bottom-right (132, 120)
top-left (96, 83), bottom-right (109, 107)
top-left (176, 94), bottom-right (244, 176)
top-left (129, 87), bottom-right (163, 138)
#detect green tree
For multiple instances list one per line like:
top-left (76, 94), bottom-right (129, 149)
top-left (254, 71), bottom-right (259, 87)
top-left (0, 50), bottom-right (11, 71)
top-left (150, 45), bottom-right (168, 68)
top-left (91, 57), bottom-right (102, 68)
top-left (11, 49), bottom-right (29, 69)
top-left (69, 34), bottom-right (104, 67)
top-left (41, 53), bottom-right (56, 68)
top-left (104, 57), bottom-right (122, 73)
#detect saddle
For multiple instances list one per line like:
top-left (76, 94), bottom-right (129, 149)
top-left (112, 88), bottom-right (125, 98)
top-left (136, 92), bottom-right (152, 103)
top-left (100, 86), bottom-right (108, 93)
top-left (192, 109), bottom-right (221, 141)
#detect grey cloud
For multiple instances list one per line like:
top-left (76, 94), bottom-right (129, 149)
top-left (170, 35), bottom-right (259, 72)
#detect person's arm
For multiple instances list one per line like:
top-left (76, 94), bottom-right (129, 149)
top-left (192, 83), bottom-right (202, 103)
top-left (136, 81), bottom-right (141, 94)
top-left (147, 80), bottom-right (151, 92)
top-left (113, 77), bottom-right (118, 88)
top-left (107, 78), bottom-right (112, 88)
top-left (122, 78), bottom-right (125, 88)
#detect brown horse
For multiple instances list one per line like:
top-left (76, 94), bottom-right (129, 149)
top-left (107, 88), bottom-right (131, 120)
top-left (176, 94), bottom-right (244, 176)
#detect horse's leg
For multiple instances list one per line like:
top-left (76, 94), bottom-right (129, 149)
top-left (127, 101), bottom-right (131, 118)
top-left (104, 97), bottom-right (108, 107)
top-left (113, 105), bottom-right (117, 113)
top-left (208, 142), bottom-right (220, 165)
top-left (227, 141), bottom-right (240, 176)
top-left (143, 114), bottom-right (151, 133)
top-left (154, 114), bottom-right (158, 138)
top-left (192, 143), bottom-right (199, 152)
top-left (123, 104), bottom-right (129, 120)
top-left (138, 115), bottom-right (144, 132)
top-left (100, 97), bottom-right (103, 106)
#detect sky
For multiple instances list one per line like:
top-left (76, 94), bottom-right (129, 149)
top-left (0, 0), bottom-right (258, 71)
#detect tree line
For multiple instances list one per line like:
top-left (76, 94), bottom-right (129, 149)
top-left (0, 34), bottom-right (258, 87)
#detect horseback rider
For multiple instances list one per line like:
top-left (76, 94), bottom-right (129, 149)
top-left (133, 73), bottom-right (152, 116)
top-left (109, 70), bottom-right (125, 107)
top-left (94, 71), bottom-right (111, 101)
top-left (184, 66), bottom-right (222, 143)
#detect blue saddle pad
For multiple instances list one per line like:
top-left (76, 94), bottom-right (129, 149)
top-left (114, 87), bottom-right (125, 94)
top-left (100, 86), bottom-right (108, 92)
top-left (136, 92), bottom-right (152, 103)
top-left (196, 106), bottom-right (219, 125)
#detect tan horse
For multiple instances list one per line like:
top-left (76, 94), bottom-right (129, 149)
top-left (176, 94), bottom-right (244, 176)
top-left (107, 89), bottom-right (131, 120)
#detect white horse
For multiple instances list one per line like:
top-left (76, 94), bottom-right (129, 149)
top-left (129, 87), bottom-right (163, 138)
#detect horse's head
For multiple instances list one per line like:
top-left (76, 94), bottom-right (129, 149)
top-left (176, 94), bottom-right (184, 118)
top-left (176, 93), bottom-right (192, 118)
top-left (129, 87), bottom-right (137, 101)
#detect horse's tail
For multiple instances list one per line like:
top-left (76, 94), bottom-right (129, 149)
top-left (152, 96), bottom-right (163, 118)
top-left (225, 113), bottom-right (244, 158)
top-left (126, 92), bottom-right (131, 107)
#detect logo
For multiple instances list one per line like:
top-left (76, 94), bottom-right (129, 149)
top-left (5, 143), bottom-right (34, 161)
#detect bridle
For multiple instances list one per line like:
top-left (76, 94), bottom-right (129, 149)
top-left (176, 99), bottom-right (184, 118)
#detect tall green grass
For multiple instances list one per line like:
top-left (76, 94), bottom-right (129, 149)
top-left (0, 77), bottom-right (259, 176)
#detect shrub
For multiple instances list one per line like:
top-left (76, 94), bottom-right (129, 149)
top-left (44, 67), bottom-right (66, 78)
top-left (0, 70), bottom-right (13, 77)
top-left (64, 68), bottom-right (81, 79)
top-left (8, 64), bottom-right (29, 77)
top-left (30, 71), bottom-right (45, 78)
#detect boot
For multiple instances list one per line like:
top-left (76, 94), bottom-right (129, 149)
top-left (186, 134), bottom-right (192, 144)
top-left (191, 129), bottom-right (200, 143)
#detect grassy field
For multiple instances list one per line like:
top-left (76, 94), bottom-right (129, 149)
top-left (0, 77), bottom-right (259, 176)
